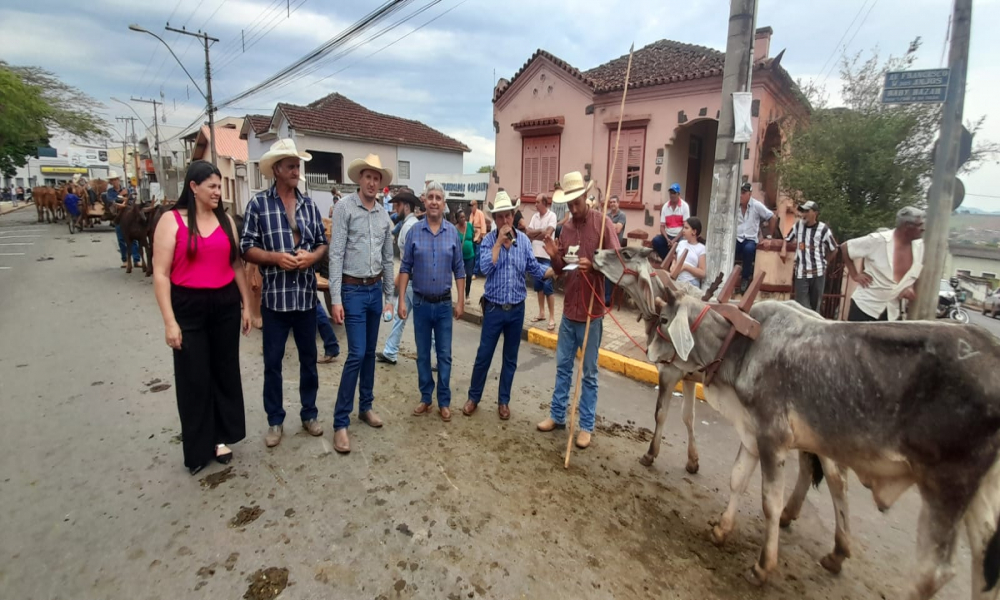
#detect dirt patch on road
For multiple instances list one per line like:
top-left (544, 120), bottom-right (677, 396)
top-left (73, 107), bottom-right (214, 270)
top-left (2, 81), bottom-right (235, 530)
top-left (243, 567), bottom-right (289, 600)
top-left (230, 505), bottom-right (264, 528)
top-left (199, 466), bottom-right (235, 490)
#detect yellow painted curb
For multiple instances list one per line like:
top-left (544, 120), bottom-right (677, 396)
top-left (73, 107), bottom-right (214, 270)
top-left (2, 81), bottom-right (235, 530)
top-left (525, 326), bottom-right (706, 400)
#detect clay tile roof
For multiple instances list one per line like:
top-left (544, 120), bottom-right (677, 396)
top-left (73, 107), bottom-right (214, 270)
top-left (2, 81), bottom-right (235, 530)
top-left (247, 114), bottom-right (272, 135)
top-left (277, 93), bottom-right (469, 153)
top-left (194, 124), bottom-right (248, 162)
top-left (584, 40), bottom-right (725, 93)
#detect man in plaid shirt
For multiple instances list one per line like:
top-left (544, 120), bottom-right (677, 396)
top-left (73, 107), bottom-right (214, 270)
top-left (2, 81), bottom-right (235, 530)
top-left (241, 139), bottom-right (328, 448)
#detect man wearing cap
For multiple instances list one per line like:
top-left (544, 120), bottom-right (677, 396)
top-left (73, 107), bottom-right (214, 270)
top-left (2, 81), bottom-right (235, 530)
top-left (376, 190), bottom-right (421, 366)
top-left (397, 181), bottom-right (465, 421)
top-left (241, 139), bottom-right (329, 448)
top-left (463, 191), bottom-right (554, 421)
top-left (780, 201), bottom-right (838, 312)
top-left (538, 172), bottom-right (621, 449)
top-left (107, 170), bottom-right (143, 269)
top-left (842, 206), bottom-right (925, 321)
top-left (328, 154), bottom-right (396, 454)
top-left (736, 182), bottom-right (776, 293)
top-left (651, 183), bottom-right (689, 259)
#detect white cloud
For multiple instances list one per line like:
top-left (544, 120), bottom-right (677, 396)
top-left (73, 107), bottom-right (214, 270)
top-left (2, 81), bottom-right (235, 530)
top-left (441, 128), bottom-right (495, 174)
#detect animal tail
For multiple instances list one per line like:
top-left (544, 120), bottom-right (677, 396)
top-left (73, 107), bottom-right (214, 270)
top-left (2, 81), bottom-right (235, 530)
top-left (807, 452), bottom-right (824, 488)
top-left (986, 522), bottom-right (1000, 591)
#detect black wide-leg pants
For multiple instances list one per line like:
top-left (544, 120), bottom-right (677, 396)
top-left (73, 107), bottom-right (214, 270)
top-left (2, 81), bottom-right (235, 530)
top-left (171, 281), bottom-right (246, 470)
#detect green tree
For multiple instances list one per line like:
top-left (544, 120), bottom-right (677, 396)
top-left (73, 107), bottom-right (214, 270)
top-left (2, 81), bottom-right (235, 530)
top-left (775, 39), bottom-right (996, 240)
top-left (0, 61), bottom-right (107, 178)
top-left (477, 165), bottom-right (493, 174)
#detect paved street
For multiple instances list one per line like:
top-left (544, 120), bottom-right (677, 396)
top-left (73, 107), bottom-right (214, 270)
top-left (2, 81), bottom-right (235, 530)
top-left (969, 306), bottom-right (1000, 339)
top-left (0, 208), bottom-right (972, 599)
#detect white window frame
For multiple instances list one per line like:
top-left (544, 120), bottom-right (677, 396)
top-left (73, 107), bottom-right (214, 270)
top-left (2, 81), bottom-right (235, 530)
top-left (398, 160), bottom-right (410, 180)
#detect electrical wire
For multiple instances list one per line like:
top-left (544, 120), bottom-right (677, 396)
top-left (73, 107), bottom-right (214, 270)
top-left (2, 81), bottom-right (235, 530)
top-left (821, 0), bottom-right (880, 86)
top-left (212, 0), bottom-right (311, 72)
top-left (211, 0), bottom-right (291, 67)
top-left (815, 0), bottom-right (870, 84)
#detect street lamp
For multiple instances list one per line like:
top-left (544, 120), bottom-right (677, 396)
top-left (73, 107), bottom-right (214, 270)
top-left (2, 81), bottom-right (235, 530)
top-left (128, 23), bottom-right (218, 166)
top-left (109, 97), bottom-right (149, 132)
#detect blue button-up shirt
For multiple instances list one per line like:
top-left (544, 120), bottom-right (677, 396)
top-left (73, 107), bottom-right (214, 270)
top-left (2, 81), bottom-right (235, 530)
top-left (400, 218), bottom-right (465, 298)
top-left (479, 229), bottom-right (548, 305)
top-left (240, 184), bottom-right (328, 312)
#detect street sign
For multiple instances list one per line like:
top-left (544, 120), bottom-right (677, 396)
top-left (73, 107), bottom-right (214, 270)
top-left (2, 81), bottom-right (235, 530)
top-left (882, 69), bottom-right (950, 104)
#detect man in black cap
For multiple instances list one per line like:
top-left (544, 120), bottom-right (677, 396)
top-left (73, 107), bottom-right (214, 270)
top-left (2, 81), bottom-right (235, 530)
top-left (735, 182), bottom-right (775, 293)
top-left (780, 200), bottom-right (837, 312)
top-left (377, 191), bottom-right (421, 365)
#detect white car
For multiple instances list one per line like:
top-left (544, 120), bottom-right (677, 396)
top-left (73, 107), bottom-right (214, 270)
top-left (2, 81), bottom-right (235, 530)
top-left (984, 289), bottom-right (1000, 319)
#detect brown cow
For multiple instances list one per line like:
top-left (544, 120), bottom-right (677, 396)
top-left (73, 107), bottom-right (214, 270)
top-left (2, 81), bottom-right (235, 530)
top-left (32, 187), bottom-right (58, 223)
top-left (116, 202), bottom-right (152, 275)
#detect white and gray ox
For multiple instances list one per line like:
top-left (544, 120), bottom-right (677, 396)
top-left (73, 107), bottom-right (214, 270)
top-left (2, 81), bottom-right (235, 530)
top-left (641, 266), bottom-right (1000, 599)
top-left (596, 247), bottom-right (852, 574)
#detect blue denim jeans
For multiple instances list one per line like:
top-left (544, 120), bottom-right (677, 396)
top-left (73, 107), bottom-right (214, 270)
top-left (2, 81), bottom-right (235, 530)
top-left (532, 259), bottom-right (554, 296)
top-left (116, 224), bottom-right (142, 263)
top-left (473, 243), bottom-right (482, 276)
top-left (550, 316), bottom-right (603, 432)
top-left (651, 234), bottom-right (673, 260)
top-left (315, 303), bottom-right (340, 357)
top-left (334, 284), bottom-right (383, 429)
top-left (261, 306), bottom-right (319, 427)
top-left (736, 239), bottom-right (758, 283)
top-left (381, 286), bottom-right (413, 361)
top-left (413, 294), bottom-right (454, 407)
top-left (468, 301), bottom-right (524, 406)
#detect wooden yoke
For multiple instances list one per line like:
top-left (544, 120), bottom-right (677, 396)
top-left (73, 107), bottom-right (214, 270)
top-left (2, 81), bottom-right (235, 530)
top-left (701, 266), bottom-right (764, 385)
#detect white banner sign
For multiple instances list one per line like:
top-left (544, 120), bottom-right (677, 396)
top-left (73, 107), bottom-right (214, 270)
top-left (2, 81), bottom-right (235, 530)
top-left (425, 173), bottom-right (490, 202)
top-left (732, 92), bottom-right (753, 143)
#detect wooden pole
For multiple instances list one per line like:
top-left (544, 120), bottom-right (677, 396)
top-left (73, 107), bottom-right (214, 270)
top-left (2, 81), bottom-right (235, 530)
top-left (564, 44), bottom-right (635, 468)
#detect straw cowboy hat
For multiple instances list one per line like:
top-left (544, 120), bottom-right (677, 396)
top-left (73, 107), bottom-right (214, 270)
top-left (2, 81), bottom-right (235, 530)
top-left (347, 154), bottom-right (393, 186)
top-left (488, 190), bottom-right (519, 214)
top-left (107, 170), bottom-right (121, 181)
top-left (259, 139), bottom-right (312, 179)
top-left (552, 171), bottom-right (594, 204)
top-left (72, 173), bottom-right (82, 183)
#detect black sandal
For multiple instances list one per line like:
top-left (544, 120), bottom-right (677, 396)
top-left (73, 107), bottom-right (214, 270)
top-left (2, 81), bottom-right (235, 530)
top-left (216, 444), bottom-right (233, 465)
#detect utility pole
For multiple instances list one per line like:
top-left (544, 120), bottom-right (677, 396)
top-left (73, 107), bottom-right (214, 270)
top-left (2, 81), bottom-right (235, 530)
top-left (165, 25), bottom-right (219, 166)
top-left (114, 117), bottom-right (130, 185)
top-left (911, 0), bottom-right (972, 320)
top-left (130, 97), bottom-right (161, 156)
top-left (704, 0), bottom-right (759, 290)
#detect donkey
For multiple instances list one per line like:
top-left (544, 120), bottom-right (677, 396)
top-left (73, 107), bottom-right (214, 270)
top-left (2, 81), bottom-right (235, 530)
top-left (594, 247), bottom-right (851, 573)
top-left (647, 271), bottom-right (1000, 599)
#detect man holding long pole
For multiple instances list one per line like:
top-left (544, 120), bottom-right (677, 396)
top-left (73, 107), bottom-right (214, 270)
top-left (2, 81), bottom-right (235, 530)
top-left (537, 172), bottom-right (620, 449)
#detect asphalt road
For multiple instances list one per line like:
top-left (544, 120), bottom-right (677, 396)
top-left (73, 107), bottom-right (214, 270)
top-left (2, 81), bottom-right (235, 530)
top-left (968, 306), bottom-right (1000, 339)
top-left (0, 208), bottom-right (972, 599)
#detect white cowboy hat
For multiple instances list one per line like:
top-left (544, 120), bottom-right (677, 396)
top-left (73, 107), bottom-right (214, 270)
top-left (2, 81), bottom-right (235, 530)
top-left (72, 173), bottom-right (82, 183)
top-left (488, 190), bottom-right (519, 214)
top-left (552, 171), bottom-right (594, 204)
top-left (259, 138), bottom-right (312, 179)
top-left (107, 170), bottom-right (121, 180)
top-left (347, 154), bottom-right (393, 186)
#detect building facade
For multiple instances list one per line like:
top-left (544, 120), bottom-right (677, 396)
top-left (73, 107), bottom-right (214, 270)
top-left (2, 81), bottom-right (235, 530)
top-left (183, 117), bottom-right (248, 214)
top-left (491, 27), bottom-right (807, 241)
top-left (241, 93), bottom-right (469, 217)
top-left (4, 134), bottom-right (114, 190)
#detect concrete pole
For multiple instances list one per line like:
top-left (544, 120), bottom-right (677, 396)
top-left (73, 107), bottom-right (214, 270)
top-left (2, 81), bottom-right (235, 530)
top-left (704, 0), bottom-right (758, 290)
top-left (910, 0), bottom-right (972, 320)
top-left (204, 35), bottom-right (218, 168)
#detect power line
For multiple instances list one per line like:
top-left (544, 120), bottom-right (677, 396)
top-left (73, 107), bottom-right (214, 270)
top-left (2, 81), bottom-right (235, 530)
top-left (212, 0), bottom-right (292, 68)
top-left (132, 0), bottom-right (188, 96)
top-left (212, 0), bottom-right (285, 60)
top-left (822, 0), bottom-right (880, 86)
top-left (965, 193), bottom-right (1000, 200)
top-left (213, 0), bottom-right (311, 72)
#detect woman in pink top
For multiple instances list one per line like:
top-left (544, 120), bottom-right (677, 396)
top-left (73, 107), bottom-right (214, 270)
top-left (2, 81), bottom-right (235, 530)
top-left (152, 161), bottom-right (253, 475)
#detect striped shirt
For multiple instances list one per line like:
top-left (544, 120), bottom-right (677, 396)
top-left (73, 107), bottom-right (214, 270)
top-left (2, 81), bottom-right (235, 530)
top-left (479, 229), bottom-right (549, 305)
top-left (329, 192), bottom-right (395, 303)
top-left (785, 220), bottom-right (837, 279)
top-left (400, 219), bottom-right (465, 298)
top-left (240, 184), bottom-right (328, 312)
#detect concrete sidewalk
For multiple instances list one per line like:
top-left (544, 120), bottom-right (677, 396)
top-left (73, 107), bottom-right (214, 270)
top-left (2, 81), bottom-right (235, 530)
top-left (0, 201), bottom-right (31, 216)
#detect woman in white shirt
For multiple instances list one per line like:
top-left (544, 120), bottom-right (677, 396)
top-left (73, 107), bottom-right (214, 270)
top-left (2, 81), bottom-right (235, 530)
top-left (674, 217), bottom-right (707, 288)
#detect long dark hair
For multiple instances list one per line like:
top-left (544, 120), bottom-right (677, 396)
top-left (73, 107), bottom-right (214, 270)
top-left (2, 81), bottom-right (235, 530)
top-left (687, 217), bottom-right (706, 245)
top-left (174, 160), bottom-right (237, 263)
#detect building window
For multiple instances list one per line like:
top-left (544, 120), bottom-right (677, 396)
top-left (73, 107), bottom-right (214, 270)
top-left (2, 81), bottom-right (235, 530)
top-left (608, 128), bottom-right (646, 206)
top-left (253, 162), bottom-right (263, 189)
top-left (398, 160), bottom-right (410, 180)
top-left (521, 135), bottom-right (560, 199)
top-left (983, 272), bottom-right (997, 280)
top-left (957, 269), bottom-right (971, 276)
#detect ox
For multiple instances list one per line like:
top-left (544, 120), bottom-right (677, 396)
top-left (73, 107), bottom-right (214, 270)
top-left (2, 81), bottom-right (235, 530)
top-left (32, 187), bottom-right (58, 223)
top-left (645, 268), bottom-right (1000, 599)
top-left (115, 202), bottom-right (153, 276)
top-left (595, 247), bottom-right (851, 573)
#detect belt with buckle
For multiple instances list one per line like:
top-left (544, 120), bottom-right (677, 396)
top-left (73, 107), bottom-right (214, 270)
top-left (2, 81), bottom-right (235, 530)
top-left (487, 300), bottom-right (524, 311)
top-left (343, 273), bottom-right (382, 286)
top-left (417, 292), bottom-right (452, 303)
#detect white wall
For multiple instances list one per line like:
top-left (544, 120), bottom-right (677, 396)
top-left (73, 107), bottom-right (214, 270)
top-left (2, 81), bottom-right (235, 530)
top-left (396, 146), bottom-right (464, 191)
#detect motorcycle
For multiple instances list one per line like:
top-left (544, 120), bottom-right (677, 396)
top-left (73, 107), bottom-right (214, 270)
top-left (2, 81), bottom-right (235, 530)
top-left (938, 278), bottom-right (970, 324)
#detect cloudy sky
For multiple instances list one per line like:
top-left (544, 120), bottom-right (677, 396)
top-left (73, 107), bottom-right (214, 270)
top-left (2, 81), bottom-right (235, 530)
top-left (2, 0), bottom-right (998, 210)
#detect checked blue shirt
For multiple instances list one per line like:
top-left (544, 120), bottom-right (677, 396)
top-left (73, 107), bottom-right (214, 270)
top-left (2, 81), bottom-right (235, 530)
top-left (400, 218), bottom-right (465, 297)
top-left (479, 229), bottom-right (548, 305)
top-left (240, 184), bottom-right (328, 312)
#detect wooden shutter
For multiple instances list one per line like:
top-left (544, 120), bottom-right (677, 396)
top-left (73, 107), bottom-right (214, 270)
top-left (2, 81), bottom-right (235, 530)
top-left (522, 135), bottom-right (560, 198)
top-left (609, 128), bottom-right (645, 205)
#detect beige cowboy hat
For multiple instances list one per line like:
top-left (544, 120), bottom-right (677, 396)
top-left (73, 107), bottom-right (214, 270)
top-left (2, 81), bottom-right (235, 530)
top-left (347, 153), bottom-right (393, 186)
top-left (552, 171), bottom-right (594, 204)
top-left (107, 170), bottom-right (121, 180)
top-left (487, 190), bottom-right (519, 214)
top-left (259, 138), bottom-right (312, 179)
top-left (72, 173), bottom-right (82, 183)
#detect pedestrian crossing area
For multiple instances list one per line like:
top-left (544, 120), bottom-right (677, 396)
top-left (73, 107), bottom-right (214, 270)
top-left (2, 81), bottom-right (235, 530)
top-left (0, 226), bottom-right (41, 271)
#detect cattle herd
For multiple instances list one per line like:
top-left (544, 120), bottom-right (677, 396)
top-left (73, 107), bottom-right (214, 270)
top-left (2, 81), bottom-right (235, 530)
top-left (594, 246), bottom-right (1000, 600)
top-left (29, 180), bottom-right (170, 275)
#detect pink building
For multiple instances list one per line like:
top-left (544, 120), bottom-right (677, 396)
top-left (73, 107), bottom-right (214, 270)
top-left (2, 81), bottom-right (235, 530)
top-left (491, 27), bottom-right (808, 243)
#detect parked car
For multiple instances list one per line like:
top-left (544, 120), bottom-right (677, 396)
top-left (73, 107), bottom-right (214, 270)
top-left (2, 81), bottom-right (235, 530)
top-left (984, 289), bottom-right (1000, 318)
